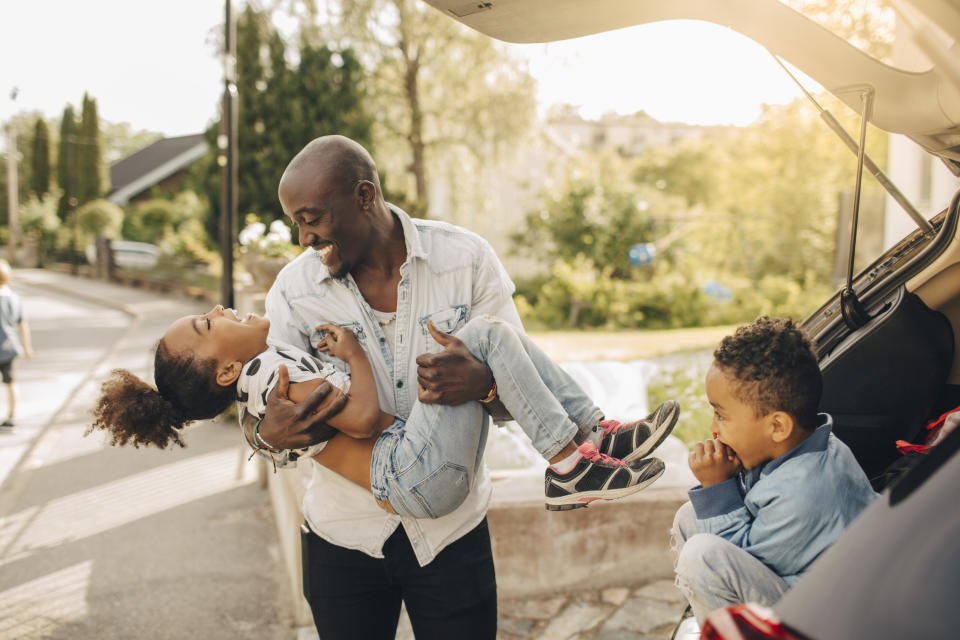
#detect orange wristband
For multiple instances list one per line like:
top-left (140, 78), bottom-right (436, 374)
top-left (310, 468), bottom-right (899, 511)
top-left (479, 381), bottom-right (498, 404)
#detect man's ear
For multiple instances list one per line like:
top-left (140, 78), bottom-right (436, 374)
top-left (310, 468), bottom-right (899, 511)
top-left (216, 360), bottom-right (244, 387)
top-left (769, 411), bottom-right (796, 444)
top-left (355, 180), bottom-right (375, 210)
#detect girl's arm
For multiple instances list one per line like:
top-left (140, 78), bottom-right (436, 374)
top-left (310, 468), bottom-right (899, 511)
top-left (287, 325), bottom-right (392, 439)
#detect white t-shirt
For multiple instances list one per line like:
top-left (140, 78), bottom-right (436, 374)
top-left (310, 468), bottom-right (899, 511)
top-left (237, 345), bottom-right (351, 459)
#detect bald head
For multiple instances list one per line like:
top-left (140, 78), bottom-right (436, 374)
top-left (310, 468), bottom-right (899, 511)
top-left (279, 135), bottom-right (381, 200)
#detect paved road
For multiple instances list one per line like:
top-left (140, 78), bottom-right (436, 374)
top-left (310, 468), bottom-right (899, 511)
top-left (0, 270), bottom-right (291, 640)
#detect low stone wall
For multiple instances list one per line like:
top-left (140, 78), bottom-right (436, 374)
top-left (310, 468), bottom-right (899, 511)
top-left (268, 464), bottom-right (690, 632)
top-left (488, 474), bottom-right (688, 598)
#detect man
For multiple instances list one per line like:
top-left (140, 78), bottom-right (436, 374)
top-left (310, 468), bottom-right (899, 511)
top-left (247, 135), bottom-right (554, 639)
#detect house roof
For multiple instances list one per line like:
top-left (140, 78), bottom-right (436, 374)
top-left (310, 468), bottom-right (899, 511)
top-left (108, 134), bottom-right (208, 205)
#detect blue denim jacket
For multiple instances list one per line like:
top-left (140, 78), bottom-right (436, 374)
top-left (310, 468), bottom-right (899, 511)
top-left (688, 414), bottom-right (877, 585)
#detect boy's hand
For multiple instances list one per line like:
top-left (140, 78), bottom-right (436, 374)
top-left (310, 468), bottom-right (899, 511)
top-left (316, 324), bottom-right (365, 361)
top-left (689, 439), bottom-right (741, 487)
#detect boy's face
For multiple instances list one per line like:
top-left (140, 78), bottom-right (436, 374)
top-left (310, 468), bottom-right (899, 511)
top-left (705, 362), bottom-right (778, 470)
top-left (164, 305), bottom-right (269, 368)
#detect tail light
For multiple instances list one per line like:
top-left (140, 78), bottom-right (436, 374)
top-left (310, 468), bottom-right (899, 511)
top-left (700, 604), bottom-right (807, 640)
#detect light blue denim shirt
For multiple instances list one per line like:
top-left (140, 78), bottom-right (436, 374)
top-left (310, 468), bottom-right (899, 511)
top-left (688, 414), bottom-right (878, 585)
top-left (262, 205), bottom-right (522, 566)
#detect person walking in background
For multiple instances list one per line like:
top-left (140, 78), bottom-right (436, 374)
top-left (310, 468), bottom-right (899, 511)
top-left (0, 260), bottom-right (33, 427)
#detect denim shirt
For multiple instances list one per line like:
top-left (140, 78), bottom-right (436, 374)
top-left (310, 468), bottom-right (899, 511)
top-left (688, 415), bottom-right (878, 585)
top-left (262, 205), bottom-right (521, 566)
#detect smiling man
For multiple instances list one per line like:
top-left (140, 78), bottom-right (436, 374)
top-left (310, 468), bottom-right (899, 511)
top-left (245, 135), bottom-right (549, 639)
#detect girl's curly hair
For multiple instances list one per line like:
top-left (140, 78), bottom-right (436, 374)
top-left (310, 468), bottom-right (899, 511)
top-left (713, 316), bottom-right (822, 430)
top-left (88, 340), bottom-right (237, 449)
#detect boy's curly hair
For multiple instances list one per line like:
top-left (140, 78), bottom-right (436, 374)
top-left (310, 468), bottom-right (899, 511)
top-left (713, 316), bottom-right (822, 430)
top-left (88, 340), bottom-right (237, 449)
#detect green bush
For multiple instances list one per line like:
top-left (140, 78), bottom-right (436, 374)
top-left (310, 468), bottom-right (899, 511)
top-left (516, 260), bottom-right (833, 331)
top-left (75, 199), bottom-right (123, 240)
top-left (646, 354), bottom-right (714, 446)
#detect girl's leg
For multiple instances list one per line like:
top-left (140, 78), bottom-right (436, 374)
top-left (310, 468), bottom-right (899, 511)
top-left (311, 433), bottom-right (379, 491)
top-left (370, 401), bottom-right (489, 519)
top-left (455, 316), bottom-right (601, 459)
top-left (311, 403), bottom-right (487, 519)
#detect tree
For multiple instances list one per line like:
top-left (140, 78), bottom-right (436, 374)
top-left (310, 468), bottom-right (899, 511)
top-left (18, 189), bottom-right (61, 266)
top-left (303, 0), bottom-right (535, 215)
top-left (76, 93), bottom-right (106, 206)
top-left (56, 104), bottom-right (78, 220)
top-left (29, 118), bottom-right (51, 198)
top-left (514, 151), bottom-right (687, 279)
top-left (75, 199), bottom-right (123, 241)
top-left (194, 5), bottom-right (373, 246)
top-left (677, 98), bottom-right (887, 286)
top-left (0, 111), bottom-right (46, 224)
top-left (782, 0), bottom-right (895, 60)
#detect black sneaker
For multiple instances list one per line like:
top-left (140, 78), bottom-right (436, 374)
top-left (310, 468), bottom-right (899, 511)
top-left (544, 441), bottom-right (664, 511)
top-left (589, 400), bottom-right (680, 463)
top-left (0, 419), bottom-right (12, 428)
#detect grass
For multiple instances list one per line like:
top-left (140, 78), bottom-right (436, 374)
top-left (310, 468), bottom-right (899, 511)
top-left (528, 325), bottom-right (733, 446)
top-left (527, 324), bottom-right (736, 363)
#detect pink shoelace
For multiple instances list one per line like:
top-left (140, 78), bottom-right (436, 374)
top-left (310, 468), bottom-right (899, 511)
top-left (598, 419), bottom-right (633, 435)
top-left (579, 441), bottom-right (625, 467)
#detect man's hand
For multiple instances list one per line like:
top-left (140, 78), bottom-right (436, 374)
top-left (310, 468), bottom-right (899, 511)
top-left (689, 439), bottom-right (741, 488)
top-left (257, 365), bottom-right (347, 449)
top-left (416, 321), bottom-right (493, 406)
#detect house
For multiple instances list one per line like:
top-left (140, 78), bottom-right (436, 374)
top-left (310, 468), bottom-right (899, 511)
top-left (107, 134), bottom-right (207, 206)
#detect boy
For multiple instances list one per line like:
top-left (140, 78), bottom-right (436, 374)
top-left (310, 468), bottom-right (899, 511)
top-left (671, 316), bottom-right (876, 624)
top-left (0, 260), bottom-right (33, 427)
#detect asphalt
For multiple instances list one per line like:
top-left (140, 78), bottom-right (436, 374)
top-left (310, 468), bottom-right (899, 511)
top-left (0, 269), bottom-right (291, 640)
top-left (0, 268), bottom-right (692, 640)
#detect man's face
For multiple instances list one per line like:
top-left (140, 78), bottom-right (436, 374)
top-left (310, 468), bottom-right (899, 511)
top-left (279, 172), bottom-right (369, 278)
top-left (705, 362), bottom-right (776, 470)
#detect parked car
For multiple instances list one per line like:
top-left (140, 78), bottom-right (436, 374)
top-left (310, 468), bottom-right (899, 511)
top-left (425, 1), bottom-right (960, 638)
top-left (85, 240), bottom-right (160, 270)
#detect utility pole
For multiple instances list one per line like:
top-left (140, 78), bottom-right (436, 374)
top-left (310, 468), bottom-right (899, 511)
top-left (5, 88), bottom-right (19, 266)
top-left (219, 0), bottom-right (238, 308)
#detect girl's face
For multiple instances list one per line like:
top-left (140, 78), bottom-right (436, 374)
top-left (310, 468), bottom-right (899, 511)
top-left (164, 305), bottom-right (270, 367)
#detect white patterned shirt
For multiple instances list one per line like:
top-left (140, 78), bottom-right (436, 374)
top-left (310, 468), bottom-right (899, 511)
top-left (262, 205), bottom-right (522, 566)
top-left (237, 345), bottom-right (351, 460)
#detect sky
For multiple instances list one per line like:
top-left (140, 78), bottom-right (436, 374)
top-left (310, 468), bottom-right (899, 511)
top-left (1, 1), bottom-right (815, 138)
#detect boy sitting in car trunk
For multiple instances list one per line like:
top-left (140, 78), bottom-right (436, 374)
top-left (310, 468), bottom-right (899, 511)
top-left (671, 316), bottom-right (877, 624)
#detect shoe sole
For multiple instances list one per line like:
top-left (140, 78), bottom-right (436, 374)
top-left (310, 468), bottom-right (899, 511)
top-left (544, 459), bottom-right (665, 511)
top-left (622, 400), bottom-right (681, 463)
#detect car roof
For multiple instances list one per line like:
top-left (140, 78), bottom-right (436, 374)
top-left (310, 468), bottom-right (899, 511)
top-left (423, 0), bottom-right (960, 172)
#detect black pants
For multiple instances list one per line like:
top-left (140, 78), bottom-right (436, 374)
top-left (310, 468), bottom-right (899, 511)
top-left (301, 517), bottom-right (498, 639)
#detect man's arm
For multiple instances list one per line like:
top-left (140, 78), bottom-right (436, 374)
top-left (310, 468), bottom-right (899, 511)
top-left (416, 236), bottom-right (520, 413)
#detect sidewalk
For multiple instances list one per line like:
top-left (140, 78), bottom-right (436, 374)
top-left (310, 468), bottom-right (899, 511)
top-left (0, 270), bottom-right (291, 639)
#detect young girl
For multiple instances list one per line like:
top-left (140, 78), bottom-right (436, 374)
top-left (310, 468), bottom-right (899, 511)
top-left (90, 305), bottom-right (678, 516)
